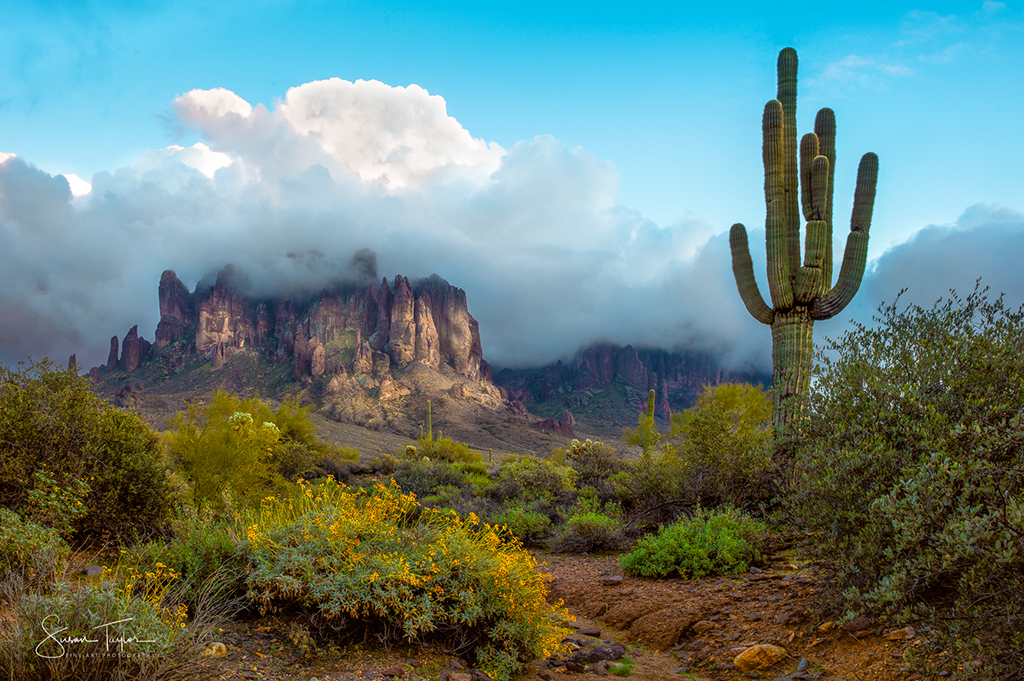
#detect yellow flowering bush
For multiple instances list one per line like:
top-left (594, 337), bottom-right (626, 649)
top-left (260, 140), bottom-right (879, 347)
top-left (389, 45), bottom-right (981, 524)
top-left (243, 477), bottom-right (571, 680)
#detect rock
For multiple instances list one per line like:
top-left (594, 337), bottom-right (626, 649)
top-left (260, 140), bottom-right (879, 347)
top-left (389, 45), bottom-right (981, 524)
top-left (628, 603), bottom-right (702, 651)
top-left (569, 643), bottom-right (626, 664)
top-left (387, 275), bottom-right (416, 367)
top-left (67, 354), bottom-right (76, 373)
top-left (211, 342), bottom-right (227, 370)
top-left (413, 293), bottom-right (440, 367)
top-left (842, 616), bottom-right (874, 633)
top-left (733, 644), bottom-right (788, 672)
top-left (692, 620), bottom-right (716, 634)
top-left (89, 366), bottom-right (99, 382)
top-left (113, 384), bottom-right (141, 410)
top-left (80, 565), bottom-right (103, 576)
top-left (155, 270), bottom-right (196, 348)
top-left (776, 610), bottom-right (805, 626)
top-left (600, 576), bottom-right (624, 586)
top-left (577, 627), bottom-right (602, 638)
top-left (202, 642), bottom-right (228, 657)
top-left (887, 626), bottom-right (916, 641)
top-left (310, 337), bottom-right (326, 378)
top-left (353, 340), bottom-right (373, 374)
top-left (105, 335), bottom-right (119, 372)
top-left (817, 621), bottom-right (836, 633)
top-left (380, 667), bottom-right (404, 677)
top-left (565, 662), bottom-right (586, 672)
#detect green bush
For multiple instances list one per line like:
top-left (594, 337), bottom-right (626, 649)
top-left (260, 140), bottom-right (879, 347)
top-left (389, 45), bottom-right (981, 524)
top-left (618, 507), bottom-right (767, 578)
top-left (242, 478), bottom-right (571, 680)
top-left (125, 512), bottom-right (247, 608)
top-left (561, 439), bottom-right (624, 501)
top-left (0, 562), bottom-right (224, 681)
top-left (787, 287), bottom-right (1024, 678)
top-left (0, 508), bottom-right (70, 587)
top-left (0, 359), bottom-right (176, 542)
top-left (390, 458), bottom-right (468, 498)
top-left (663, 383), bottom-right (773, 509)
top-left (494, 455), bottom-right (577, 502)
top-left (491, 501), bottom-right (551, 546)
top-left (165, 391), bottom-right (349, 512)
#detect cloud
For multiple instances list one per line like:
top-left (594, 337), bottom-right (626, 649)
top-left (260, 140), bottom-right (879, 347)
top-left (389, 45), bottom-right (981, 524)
top-left (1, 81), bottom-right (1022, 379)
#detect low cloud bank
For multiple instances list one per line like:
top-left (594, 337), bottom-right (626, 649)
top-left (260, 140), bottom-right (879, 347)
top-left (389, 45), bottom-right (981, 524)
top-left (0, 78), bottom-right (1020, 373)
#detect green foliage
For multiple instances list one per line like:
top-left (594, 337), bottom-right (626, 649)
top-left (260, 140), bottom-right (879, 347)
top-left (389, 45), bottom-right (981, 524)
top-left (561, 439), bottom-right (625, 501)
top-left (787, 287), bottom-right (1024, 678)
top-left (242, 479), bottom-right (571, 680)
top-left (0, 508), bottom-right (70, 587)
top-left (0, 561), bottom-right (222, 681)
top-left (125, 512), bottom-right (247, 607)
top-left (0, 359), bottom-right (176, 542)
top-left (618, 507), bottom-right (767, 579)
top-left (495, 455), bottom-right (577, 502)
top-left (491, 500), bottom-right (551, 546)
top-left (550, 497), bottom-right (627, 554)
top-left (664, 383), bottom-right (773, 508)
top-left (391, 458), bottom-right (469, 499)
top-left (23, 469), bottom-right (90, 539)
top-left (608, 657), bottom-right (636, 677)
top-left (165, 391), bottom-right (347, 512)
top-left (622, 389), bottom-right (659, 458)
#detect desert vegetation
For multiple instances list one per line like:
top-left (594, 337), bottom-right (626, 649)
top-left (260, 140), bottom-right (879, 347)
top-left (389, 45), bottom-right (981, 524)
top-left (2, 283), bottom-right (1023, 679)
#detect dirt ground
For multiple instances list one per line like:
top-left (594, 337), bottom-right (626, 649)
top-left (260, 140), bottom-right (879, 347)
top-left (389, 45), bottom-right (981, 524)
top-left (200, 547), bottom-right (950, 681)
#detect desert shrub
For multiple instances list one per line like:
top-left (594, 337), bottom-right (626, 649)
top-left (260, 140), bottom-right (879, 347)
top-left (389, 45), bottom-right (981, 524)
top-left (786, 287), bottom-right (1024, 679)
top-left (390, 458), bottom-right (469, 498)
top-left (550, 497), bottom-right (628, 554)
top-left (493, 455), bottom-right (577, 502)
top-left (491, 500), bottom-right (551, 546)
top-left (562, 439), bottom-right (624, 501)
top-left (0, 508), bottom-right (70, 587)
top-left (663, 383), bottom-right (773, 509)
top-left (0, 359), bottom-right (176, 542)
top-left (242, 478), bottom-right (571, 680)
top-left (126, 512), bottom-right (247, 608)
top-left (165, 391), bottom-right (342, 512)
top-left (0, 558), bottom-right (225, 681)
top-left (619, 507), bottom-right (767, 578)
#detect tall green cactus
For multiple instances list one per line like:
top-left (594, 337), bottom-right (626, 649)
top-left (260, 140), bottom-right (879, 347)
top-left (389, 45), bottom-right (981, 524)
top-left (730, 47), bottom-right (879, 437)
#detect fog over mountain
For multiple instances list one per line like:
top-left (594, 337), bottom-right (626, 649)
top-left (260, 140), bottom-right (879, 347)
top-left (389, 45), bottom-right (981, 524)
top-left (1, 80), bottom-right (1021, 372)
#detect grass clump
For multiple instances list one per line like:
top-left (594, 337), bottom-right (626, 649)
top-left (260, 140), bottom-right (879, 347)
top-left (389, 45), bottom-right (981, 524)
top-left (242, 477), bottom-right (571, 680)
top-left (618, 507), bottom-right (767, 578)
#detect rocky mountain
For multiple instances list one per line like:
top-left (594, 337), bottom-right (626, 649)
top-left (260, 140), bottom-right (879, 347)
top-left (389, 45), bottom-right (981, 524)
top-left (94, 266), bottom-right (490, 385)
top-left (495, 343), bottom-right (771, 430)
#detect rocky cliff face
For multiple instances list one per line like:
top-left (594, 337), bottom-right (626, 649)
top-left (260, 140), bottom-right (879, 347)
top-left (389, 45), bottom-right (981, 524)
top-left (495, 343), bottom-right (771, 419)
top-left (96, 267), bottom-right (488, 384)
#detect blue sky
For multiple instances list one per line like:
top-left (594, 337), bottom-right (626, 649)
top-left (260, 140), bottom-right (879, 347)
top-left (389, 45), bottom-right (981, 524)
top-left (1, 0), bottom-right (1022, 370)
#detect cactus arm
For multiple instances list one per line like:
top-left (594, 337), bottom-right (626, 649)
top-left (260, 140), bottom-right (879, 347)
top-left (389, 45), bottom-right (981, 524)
top-left (812, 152), bottom-right (878, 320)
top-left (776, 47), bottom-right (801, 276)
top-left (814, 108), bottom-right (837, 287)
top-left (799, 133), bottom-right (818, 221)
top-left (646, 389), bottom-right (656, 420)
top-left (729, 223), bottom-right (775, 325)
top-left (763, 100), bottom-right (794, 310)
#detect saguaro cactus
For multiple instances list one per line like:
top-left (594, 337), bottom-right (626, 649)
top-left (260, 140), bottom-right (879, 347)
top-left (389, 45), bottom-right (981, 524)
top-left (730, 47), bottom-right (878, 437)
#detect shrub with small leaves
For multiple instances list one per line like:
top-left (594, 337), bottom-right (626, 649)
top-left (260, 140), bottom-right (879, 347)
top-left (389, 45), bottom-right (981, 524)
top-left (618, 507), bottom-right (767, 578)
top-left (787, 287), bottom-right (1024, 679)
top-left (550, 497), bottom-right (627, 554)
top-left (491, 501), bottom-right (551, 546)
top-left (494, 455), bottom-right (577, 502)
top-left (242, 478), bottom-right (572, 681)
top-left (0, 508), bottom-right (70, 587)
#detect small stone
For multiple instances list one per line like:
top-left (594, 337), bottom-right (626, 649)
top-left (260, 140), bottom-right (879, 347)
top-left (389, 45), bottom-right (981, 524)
top-left (577, 627), bottom-right (602, 637)
top-left (796, 658), bottom-right (809, 672)
top-left (887, 626), bottom-right (916, 641)
top-left (692, 620), bottom-right (716, 634)
top-left (381, 667), bottom-right (404, 677)
top-left (734, 644), bottom-right (788, 672)
top-left (601, 575), bottom-right (624, 586)
top-left (565, 662), bottom-right (586, 672)
top-left (817, 621), bottom-right (836, 633)
top-left (80, 565), bottom-right (104, 576)
top-left (750, 566), bottom-right (762, 573)
top-left (842, 616), bottom-right (873, 633)
top-left (538, 673), bottom-right (552, 681)
top-left (201, 642), bottom-right (228, 657)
